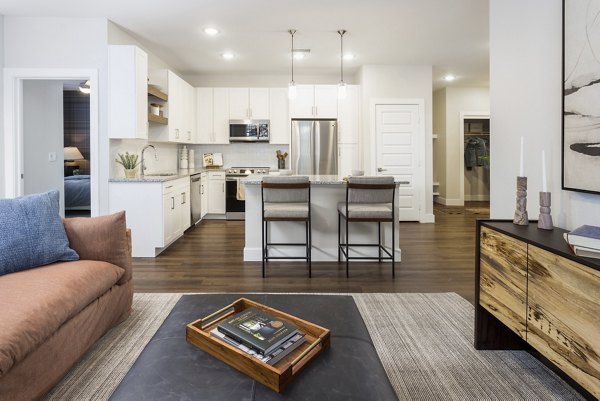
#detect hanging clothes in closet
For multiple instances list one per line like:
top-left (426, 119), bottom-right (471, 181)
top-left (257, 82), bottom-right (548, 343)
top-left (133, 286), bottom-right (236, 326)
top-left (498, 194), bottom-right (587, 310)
top-left (464, 137), bottom-right (489, 170)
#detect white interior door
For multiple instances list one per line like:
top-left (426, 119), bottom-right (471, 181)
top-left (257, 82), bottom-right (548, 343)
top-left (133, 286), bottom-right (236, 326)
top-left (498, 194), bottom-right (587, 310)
top-left (375, 104), bottom-right (421, 221)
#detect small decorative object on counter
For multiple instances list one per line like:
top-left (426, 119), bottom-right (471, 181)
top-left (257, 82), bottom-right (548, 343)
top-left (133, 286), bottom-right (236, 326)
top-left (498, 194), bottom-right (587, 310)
top-left (276, 150), bottom-right (288, 170)
top-left (513, 176), bottom-right (529, 225)
top-left (180, 145), bottom-right (189, 169)
top-left (115, 152), bottom-right (140, 178)
top-left (538, 191), bottom-right (553, 230)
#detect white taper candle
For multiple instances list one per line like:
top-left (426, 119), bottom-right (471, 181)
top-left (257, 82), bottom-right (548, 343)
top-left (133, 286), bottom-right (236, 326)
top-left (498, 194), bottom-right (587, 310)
top-left (542, 150), bottom-right (547, 192)
top-left (519, 136), bottom-right (524, 177)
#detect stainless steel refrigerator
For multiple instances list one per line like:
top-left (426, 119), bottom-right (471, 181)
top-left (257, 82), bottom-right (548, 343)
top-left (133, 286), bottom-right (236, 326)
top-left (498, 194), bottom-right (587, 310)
top-left (290, 120), bottom-right (338, 175)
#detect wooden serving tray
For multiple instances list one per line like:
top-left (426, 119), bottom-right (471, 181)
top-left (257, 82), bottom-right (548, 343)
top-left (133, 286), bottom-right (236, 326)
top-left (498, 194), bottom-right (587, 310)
top-left (186, 297), bottom-right (331, 393)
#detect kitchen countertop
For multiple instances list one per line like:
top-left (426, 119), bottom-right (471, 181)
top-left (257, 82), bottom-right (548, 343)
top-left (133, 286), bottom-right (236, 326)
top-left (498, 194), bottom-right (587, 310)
top-left (109, 168), bottom-right (225, 183)
top-left (242, 174), bottom-right (410, 185)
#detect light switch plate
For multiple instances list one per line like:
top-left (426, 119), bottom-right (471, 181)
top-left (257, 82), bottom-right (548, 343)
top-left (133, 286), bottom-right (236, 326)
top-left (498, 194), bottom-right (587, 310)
top-left (48, 152), bottom-right (56, 162)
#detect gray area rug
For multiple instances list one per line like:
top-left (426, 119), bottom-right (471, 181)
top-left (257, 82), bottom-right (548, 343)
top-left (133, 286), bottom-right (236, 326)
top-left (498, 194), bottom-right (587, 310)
top-left (46, 293), bottom-right (583, 401)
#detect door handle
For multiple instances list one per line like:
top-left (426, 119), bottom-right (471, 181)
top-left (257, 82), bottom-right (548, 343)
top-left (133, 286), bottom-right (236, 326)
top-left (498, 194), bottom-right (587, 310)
top-left (378, 167), bottom-right (387, 172)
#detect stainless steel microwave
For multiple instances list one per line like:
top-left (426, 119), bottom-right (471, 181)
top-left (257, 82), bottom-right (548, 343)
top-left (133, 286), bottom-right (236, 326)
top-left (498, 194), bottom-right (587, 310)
top-left (229, 120), bottom-right (270, 142)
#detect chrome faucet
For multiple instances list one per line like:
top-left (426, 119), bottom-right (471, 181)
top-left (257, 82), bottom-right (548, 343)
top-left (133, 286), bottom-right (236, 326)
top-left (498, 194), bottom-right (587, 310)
top-left (141, 145), bottom-right (158, 176)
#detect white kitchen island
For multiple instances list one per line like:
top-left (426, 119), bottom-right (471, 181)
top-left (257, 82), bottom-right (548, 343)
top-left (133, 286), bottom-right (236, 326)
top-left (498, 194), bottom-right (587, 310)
top-left (242, 175), bottom-right (401, 262)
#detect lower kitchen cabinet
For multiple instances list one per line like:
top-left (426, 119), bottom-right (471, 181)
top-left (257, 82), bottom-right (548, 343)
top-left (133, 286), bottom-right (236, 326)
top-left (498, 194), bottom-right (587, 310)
top-left (207, 171), bottom-right (226, 214)
top-left (200, 172), bottom-right (208, 218)
top-left (109, 177), bottom-right (190, 257)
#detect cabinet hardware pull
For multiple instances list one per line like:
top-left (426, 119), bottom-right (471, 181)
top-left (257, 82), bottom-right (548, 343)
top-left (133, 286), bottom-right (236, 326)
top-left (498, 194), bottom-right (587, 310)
top-left (378, 167), bottom-right (387, 172)
top-left (181, 192), bottom-right (185, 204)
top-left (165, 185), bottom-right (173, 189)
top-left (171, 197), bottom-right (175, 209)
top-left (315, 106), bottom-right (318, 116)
top-left (201, 185), bottom-right (204, 194)
top-left (222, 183), bottom-right (224, 192)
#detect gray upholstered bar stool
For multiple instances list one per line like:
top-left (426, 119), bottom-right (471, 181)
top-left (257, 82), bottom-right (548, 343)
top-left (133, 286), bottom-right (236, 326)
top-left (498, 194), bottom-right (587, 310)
top-left (338, 176), bottom-right (396, 278)
top-left (261, 176), bottom-right (311, 278)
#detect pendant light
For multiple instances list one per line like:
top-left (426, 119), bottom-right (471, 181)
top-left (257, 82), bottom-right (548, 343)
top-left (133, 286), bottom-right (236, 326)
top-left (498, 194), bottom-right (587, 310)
top-left (288, 29), bottom-right (297, 99)
top-left (337, 30), bottom-right (347, 99)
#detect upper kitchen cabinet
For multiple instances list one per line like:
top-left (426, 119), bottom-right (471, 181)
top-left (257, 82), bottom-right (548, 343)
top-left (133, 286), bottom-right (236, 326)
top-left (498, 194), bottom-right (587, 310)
top-left (269, 88), bottom-right (290, 145)
top-left (337, 85), bottom-right (360, 143)
top-left (290, 85), bottom-right (338, 119)
top-left (150, 71), bottom-right (196, 143)
top-left (108, 45), bottom-right (149, 139)
top-left (229, 88), bottom-right (269, 120)
top-left (196, 87), bottom-right (230, 144)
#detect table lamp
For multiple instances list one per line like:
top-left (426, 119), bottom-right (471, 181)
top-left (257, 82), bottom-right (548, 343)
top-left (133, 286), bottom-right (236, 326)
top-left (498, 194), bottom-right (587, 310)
top-left (64, 147), bottom-right (84, 175)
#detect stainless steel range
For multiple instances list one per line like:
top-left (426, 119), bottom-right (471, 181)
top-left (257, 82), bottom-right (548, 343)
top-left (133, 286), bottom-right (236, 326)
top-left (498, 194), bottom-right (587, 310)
top-left (225, 167), bottom-right (270, 220)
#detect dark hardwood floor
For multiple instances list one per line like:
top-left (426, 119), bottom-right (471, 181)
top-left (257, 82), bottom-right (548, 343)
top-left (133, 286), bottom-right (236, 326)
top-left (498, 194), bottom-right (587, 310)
top-left (132, 202), bottom-right (490, 303)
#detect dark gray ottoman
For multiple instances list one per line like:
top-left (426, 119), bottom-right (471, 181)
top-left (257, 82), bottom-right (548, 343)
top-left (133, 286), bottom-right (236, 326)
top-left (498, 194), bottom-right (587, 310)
top-left (110, 294), bottom-right (398, 401)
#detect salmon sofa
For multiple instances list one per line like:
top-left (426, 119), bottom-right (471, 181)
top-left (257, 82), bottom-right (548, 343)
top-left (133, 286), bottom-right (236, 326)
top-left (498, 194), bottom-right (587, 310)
top-left (0, 211), bottom-right (133, 401)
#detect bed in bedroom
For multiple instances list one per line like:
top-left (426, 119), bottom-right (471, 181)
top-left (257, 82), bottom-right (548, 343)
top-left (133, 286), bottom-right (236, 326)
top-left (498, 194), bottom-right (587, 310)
top-left (64, 175), bottom-right (91, 211)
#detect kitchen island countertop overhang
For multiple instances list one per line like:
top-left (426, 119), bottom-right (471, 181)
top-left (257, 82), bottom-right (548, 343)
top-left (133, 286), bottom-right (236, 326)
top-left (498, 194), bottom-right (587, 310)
top-left (242, 174), bottom-right (403, 263)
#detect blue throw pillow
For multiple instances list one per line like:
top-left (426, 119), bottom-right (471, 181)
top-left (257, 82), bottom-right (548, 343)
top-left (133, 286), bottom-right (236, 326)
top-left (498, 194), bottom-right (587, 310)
top-left (0, 190), bottom-right (79, 275)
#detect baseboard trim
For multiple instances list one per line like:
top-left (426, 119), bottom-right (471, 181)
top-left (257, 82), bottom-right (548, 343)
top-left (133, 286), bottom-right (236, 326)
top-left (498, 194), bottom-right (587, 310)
top-left (464, 195), bottom-right (490, 202)
top-left (419, 213), bottom-right (435, 223)
top-left (435, 197), bottom-right (463, 206)
top-left (244, 247), bottom-right (402, 262)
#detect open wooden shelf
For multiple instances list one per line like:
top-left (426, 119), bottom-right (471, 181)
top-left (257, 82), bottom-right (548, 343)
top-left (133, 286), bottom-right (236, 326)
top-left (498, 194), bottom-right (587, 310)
top-left (148, 113), bottom-right (168, 125)
top-left (148, 85), bottom-right (168, 101)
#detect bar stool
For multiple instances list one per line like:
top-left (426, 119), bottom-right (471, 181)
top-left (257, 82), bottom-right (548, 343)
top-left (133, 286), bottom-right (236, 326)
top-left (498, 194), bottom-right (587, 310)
top-left (338, 176), bottom-right (396, 278)
top-left (261, 176), bottom-right (311, 278)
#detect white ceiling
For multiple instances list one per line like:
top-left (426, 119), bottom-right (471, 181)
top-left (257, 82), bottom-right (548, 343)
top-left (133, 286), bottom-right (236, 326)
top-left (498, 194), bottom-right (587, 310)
top-left (1, 0), bottom-right (489, 89)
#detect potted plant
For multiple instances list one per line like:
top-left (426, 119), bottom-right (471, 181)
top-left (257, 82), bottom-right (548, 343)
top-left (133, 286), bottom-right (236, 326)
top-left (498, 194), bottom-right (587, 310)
top-left (115, 152), bottom-right (140, 178)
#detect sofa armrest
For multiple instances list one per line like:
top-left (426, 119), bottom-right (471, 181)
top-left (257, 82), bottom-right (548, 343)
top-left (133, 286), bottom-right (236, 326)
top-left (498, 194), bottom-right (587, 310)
top-left (63, 211), bottom-right (132, 285)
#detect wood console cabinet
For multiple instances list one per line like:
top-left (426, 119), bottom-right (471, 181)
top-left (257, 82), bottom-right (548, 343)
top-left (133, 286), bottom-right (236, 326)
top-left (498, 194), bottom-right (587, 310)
top-left (475, 221), bottom-right (600, 400)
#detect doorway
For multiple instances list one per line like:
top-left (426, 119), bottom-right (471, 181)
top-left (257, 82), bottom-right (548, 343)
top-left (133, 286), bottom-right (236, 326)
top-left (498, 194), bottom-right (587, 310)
top-left (372, 101), bottom-right (425, 222)
top-left (3, 68), bottom-right (99, 216)
top-left (459, 112), bottom-right (490, 206)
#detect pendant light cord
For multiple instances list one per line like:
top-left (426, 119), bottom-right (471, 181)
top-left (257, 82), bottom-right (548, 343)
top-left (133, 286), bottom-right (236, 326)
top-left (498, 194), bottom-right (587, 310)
top-left (338, 30), bottom-right (346, 84)
top-left (289, 29), bottom-right (296, 85)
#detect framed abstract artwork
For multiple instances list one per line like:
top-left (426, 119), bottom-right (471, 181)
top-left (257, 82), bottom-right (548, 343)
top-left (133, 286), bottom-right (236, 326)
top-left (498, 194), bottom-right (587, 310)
top-left (563, 0), bottom-right (600, 194)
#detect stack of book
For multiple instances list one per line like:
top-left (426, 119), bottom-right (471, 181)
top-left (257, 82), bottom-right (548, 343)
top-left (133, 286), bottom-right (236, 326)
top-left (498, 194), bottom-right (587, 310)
top-left (564, 225), bottom-right (600, 259)
top-left (210, 307), bottom-right (305, 365)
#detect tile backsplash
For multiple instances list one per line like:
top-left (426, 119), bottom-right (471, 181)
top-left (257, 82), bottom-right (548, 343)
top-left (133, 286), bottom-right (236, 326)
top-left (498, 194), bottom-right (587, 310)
top-left (191, 143), bottom-right (290, 169)
top-left (110, 140), bottom-right (290, 177)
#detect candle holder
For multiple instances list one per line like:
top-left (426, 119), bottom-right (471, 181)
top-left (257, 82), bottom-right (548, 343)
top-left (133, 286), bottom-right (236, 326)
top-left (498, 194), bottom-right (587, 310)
top-left (513, 176), bottom-right (529, 225)
top-left (538, 192), bottom-right (554, 230)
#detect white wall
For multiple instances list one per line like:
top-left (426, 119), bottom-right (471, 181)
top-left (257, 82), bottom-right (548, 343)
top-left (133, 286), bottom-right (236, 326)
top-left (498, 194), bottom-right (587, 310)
top-left (358, 65), bottom-right (434, 220)
top-left (184, 73), bottom-right (359, 88)
top-left (4, 16), bottom-right (110, 213)
top-left (433, 89), bottom-right (447, 200)
top-left (490, 0), bottom-right (600, 228)
top-left (22, 80), bottom-right (65, 213)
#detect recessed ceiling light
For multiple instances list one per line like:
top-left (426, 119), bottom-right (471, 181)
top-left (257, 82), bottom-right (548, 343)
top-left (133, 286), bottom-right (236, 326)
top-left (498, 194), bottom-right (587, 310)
top-left (444, 74), bottom-right (456, 81)
top-left (343, 53), bottom-right (355, 60)
top-left (222, 52), bottom-right (235, 60)
top-left (204, 27), bottom-right (219, 36)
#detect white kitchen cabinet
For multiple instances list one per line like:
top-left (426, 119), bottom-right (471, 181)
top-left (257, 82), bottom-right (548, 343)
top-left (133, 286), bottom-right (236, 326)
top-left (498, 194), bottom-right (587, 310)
top-left (150, 71), bottom-right (195, 143)
top-left (213, 88), bottom-right (230, 144)
top-left (249, 88), bottom-right (270, 119)
top-left (200, 172), bottom-right (208, 218)
top-left (268, 88), bottom-right (290, 144)
top-left (290, 85), bottom-right (338, 119)
top-left (207, 171), bottom-right (226, 214)
top-left (290, 85), bottom-right (316, 118)
top-left (196, 88), bottom-right (213, 144)
top-left (109, 177), bottom-right (190, 257)
top-left (108, 45), bottom-right (149, 139)
top-left (337, 85), bottom-right (360, 143)
top-left (196, 88), bottom-right (230, 144)
top-left (229, 88), bottom-right (269, 119)
top-left (338, 143), bottom-right (360, 177)
top-left (314, 85), bottom-right (338, 118)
